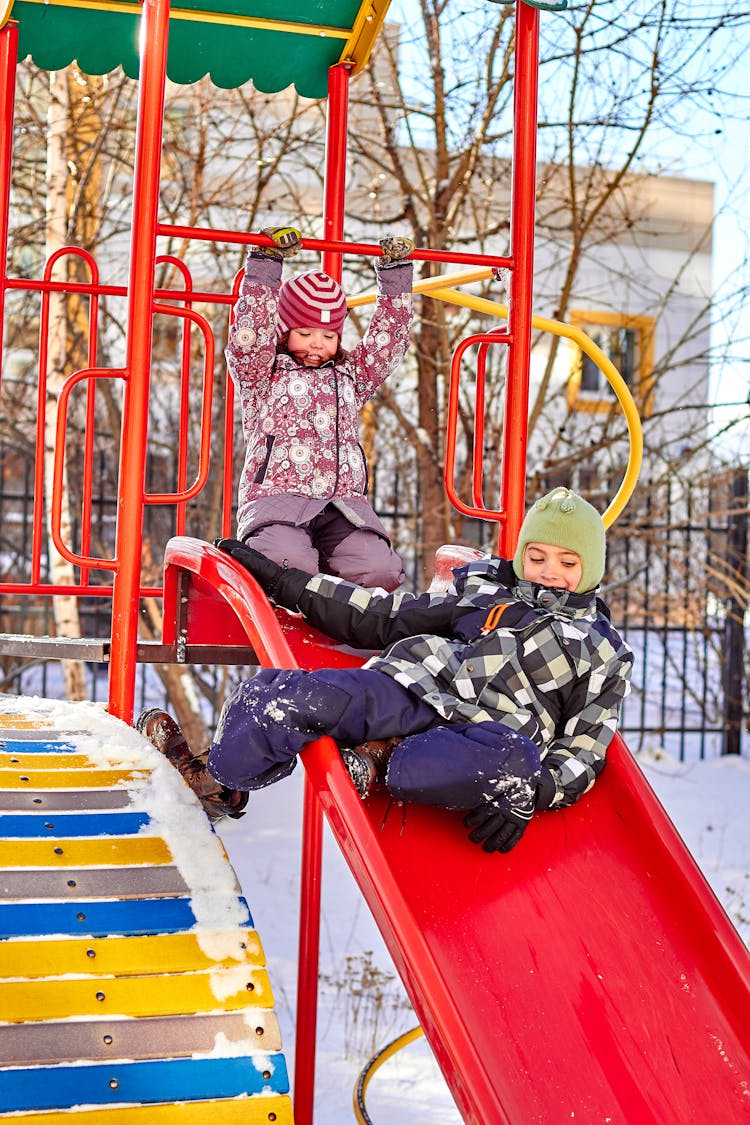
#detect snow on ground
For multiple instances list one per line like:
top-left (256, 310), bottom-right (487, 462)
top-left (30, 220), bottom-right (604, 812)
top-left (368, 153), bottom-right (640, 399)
top-left (1, 694), bottom-right (748, 1121)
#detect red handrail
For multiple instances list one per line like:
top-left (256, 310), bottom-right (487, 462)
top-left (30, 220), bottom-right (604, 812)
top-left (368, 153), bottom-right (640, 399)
top-left (500, 0), bottom-right (540, 556)
top-left (0, 21), bottom-right (17, 398)
top-left (108, 0), bottom-right (171, 721)
top-left (444, 331), bottom-right (511, 523)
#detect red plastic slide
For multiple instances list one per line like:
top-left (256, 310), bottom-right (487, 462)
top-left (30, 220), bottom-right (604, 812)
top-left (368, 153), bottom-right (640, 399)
top-left (163, 538), bottom-right (750, 1124)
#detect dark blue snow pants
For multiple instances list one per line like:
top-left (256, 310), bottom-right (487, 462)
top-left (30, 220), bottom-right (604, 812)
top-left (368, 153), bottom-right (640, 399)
top-left (207, 667), bottom-right (540, 811)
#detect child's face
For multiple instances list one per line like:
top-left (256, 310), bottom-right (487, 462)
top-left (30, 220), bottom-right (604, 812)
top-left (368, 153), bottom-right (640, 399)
top-left (287, 327), bottom-right (339, 367)
top-left (523, 542), bottom-right (583, 592)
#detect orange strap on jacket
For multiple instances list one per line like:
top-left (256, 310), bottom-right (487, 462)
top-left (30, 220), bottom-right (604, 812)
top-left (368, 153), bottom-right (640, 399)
top-left (481, 602), bottom-right (512, 633)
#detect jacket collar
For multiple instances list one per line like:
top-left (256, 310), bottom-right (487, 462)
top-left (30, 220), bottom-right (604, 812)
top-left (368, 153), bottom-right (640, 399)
top-left (512, 578), bottom-right (598, 619)
top-left (275, 353), bottom-right (336, 370)
top-left (453, 555), bottom-right (600, 620)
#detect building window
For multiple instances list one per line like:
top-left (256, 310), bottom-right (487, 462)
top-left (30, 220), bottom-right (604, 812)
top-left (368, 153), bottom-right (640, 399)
top-left (567, 311), bottom-right (655, 415)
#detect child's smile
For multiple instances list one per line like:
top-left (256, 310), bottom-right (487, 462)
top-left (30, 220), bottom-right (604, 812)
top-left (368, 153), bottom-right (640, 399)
top-left (523, 542), bottom-right (583, 591)
top-left (287, 327), bottom-right (338, 367)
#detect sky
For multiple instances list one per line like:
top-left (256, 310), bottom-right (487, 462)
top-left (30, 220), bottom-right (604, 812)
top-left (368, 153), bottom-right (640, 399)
top-left (4, 693), bottom-right (746, 1122)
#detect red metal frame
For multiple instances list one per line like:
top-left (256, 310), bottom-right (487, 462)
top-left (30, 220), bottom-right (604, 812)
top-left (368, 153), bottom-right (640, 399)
top-left (0, 4), bottom-right (544, 1118)
top-left (501, 1), bottom-right (539, 555)
top-left (0, 21), bottom-right (17, 387)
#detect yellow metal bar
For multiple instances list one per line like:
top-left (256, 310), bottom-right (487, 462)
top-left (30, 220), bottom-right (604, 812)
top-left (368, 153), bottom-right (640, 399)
top-left (339, 0), bottom-right (392, 73)
top-left (11, 0), bottom-right (350, 37)
top-left (354, 1025), bottom-right (424, 1124)
top-left (347, 265), bottom-right (493, 307)
top-left (350, 265), bottom-right (642, 528)
top-left (0, 768), bottom-right (141, 788)
top-left (0, 836), bottom-right (173, 868)
top-left (0, 966), bottom-right (274, 1020)
top-left (0, 930), bottom-right (265, 977)
top-left (0, 1098), bottom-right (294, 1124)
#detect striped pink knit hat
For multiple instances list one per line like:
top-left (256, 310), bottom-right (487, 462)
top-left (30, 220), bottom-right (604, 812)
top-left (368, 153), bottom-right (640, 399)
top-left (277, 271), bottom-right (348, 336)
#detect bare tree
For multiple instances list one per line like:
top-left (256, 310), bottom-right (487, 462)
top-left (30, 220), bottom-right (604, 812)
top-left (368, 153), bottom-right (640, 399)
top-left (340, 1), bottom-right (749, 579)
top-left (3, 2), bottom-right (748, 733)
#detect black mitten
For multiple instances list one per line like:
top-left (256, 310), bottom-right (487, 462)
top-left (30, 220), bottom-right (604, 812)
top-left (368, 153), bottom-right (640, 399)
top-left (214, 538), bottom-right (284, 596)
top-left (463, 733), bottom-right (541, 854)
top-left (464, 801), bottom-right (531, 854)
top-left (213, 538), bottom-right (313, 611)
top-left (535, 766), bottom-right (557, 810)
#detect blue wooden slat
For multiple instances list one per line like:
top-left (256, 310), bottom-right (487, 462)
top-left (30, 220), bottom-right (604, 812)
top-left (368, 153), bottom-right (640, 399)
top-left (0, 1052), bottom-right (289, 1110)
top-left (0, 896), bottom-right (252, 938)
top-left (0, 740), bottom-right (78, 753)
top-left (0, 812), bottom-right (150, 837)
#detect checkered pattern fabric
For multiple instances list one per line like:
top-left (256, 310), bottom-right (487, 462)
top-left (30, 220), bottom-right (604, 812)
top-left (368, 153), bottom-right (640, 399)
top-left (290, 555), bottom-right (633, 809)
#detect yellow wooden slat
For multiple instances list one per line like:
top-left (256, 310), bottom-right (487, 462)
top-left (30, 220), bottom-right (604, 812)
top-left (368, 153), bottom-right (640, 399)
top-left (0, 1097), bottom-right (294, 1124)
top-left (0, 930), bottom-right (266, 978)
top-left (0, 753), bottom-right (95, 769)
top-left (0, 836), bottom-right (173, 868)
top-left (0, 768), bottom-right (142, 789)
top-left (0, 717), bottom-right (52, 730)
top-left (0, 965), bottom-right (274, 1020)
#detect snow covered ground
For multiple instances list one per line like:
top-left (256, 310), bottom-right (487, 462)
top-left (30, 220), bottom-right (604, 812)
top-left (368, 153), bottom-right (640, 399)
top-left (1, 692), bottom-right (747, 1121)
top-left (217, 746), bottom-right (750, 1122)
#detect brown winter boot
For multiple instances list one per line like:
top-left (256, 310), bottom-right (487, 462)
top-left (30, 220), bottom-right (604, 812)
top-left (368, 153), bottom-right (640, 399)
top-left (340, 737), bottom-right (402, 800)
top-left (135, 709), bottom-right (248, 823)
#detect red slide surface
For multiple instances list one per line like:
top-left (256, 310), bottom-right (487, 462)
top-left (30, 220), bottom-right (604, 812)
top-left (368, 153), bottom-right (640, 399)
top-left (164, 538), bottom-right (750, 1124)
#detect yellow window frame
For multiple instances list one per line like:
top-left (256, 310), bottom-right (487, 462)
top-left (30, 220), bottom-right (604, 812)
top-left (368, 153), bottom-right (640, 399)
top-left (567, 309), bottom-right (655, 416)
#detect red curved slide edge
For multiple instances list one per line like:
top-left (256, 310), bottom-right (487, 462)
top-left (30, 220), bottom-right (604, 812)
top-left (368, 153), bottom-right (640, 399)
top-left (164, 538), bottom-right (750, 1124)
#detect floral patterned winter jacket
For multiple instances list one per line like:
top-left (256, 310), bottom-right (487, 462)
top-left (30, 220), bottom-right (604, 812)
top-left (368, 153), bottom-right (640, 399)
top-left (226, 252), bottom-right (413, 540)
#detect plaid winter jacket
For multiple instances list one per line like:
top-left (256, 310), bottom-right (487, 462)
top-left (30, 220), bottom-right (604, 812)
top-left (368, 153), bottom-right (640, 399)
top-left (274, 555), bottom-right (633, 808)
top-left (226, 252), bottom-right (413, 541)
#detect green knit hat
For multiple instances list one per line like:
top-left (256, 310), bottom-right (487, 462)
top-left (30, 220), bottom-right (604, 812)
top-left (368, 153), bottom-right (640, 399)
top-left (512, 487), bottom-right (606, 593)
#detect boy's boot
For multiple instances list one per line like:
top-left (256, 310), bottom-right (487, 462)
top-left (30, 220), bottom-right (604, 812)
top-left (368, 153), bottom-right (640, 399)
top-left (340, 737), bottom-right (402, 800)
top-left (135, 709), bottom-right (248, 823)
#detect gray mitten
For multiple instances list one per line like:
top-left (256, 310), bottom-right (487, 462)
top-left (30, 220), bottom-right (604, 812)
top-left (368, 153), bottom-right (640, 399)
top-left (379, 235), bottom-right (414, 268)
top-left (258, 225), bottom-right (302, 259)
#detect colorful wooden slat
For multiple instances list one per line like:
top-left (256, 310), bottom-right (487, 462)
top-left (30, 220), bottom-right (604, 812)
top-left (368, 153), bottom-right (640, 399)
top-left (0, 894), bottom-right (251, 936)
top-left (0, 701), bottom-right (290, 1121)
top-left (0, 1096), bottom-right (294, 1123)
top-left (0, 812), bottom-right (151, 837)
top-left (0, 769), bottom-right (142, 788)
top-left (0, 1010), bottom-right (283, 1064)
top-left (0, 1054), bottom-right (290, 1112)
top-left (0, 865), bottom-right (190, 899)
top-left (0, 754), bottom-right (95, 768)
top-left (0, 929), bottom-right (264, 977)
top-left (0, 835), bottom-right (172, 865)
top-left (0, 965), bottom-right (274, 1020)
top-left (0, 790), bottom-right (135, 811)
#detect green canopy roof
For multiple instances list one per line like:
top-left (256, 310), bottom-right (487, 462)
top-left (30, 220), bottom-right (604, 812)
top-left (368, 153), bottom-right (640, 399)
top-left (6, 0), bottom-right (391, 98)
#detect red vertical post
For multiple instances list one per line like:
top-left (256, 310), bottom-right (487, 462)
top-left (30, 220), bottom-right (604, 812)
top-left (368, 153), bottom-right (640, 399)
top-left (499, 1), bottom-right (540, 556)
top-left (293, 62), bottom-right (351, 1125)
top-left (0, 21), bottom-right (18, 391)
top-left (108, 0), bottom-right (170, 720)
top-left (320, 63), bottom-right (350, 282)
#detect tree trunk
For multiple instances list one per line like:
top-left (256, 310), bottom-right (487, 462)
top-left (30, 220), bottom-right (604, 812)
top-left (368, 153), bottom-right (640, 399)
top-left (45, 69), bottom-right (87, 701)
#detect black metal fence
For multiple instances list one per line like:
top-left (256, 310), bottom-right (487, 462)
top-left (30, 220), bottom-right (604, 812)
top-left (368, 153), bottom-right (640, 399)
top-left (607, 467), bottom-right (748, 760)
top-left (1, 450), bottom-right (747, 762)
